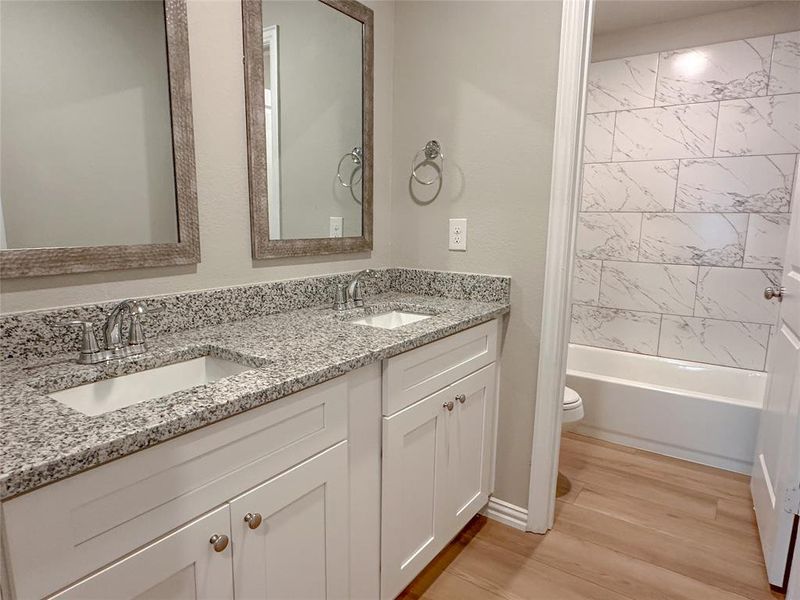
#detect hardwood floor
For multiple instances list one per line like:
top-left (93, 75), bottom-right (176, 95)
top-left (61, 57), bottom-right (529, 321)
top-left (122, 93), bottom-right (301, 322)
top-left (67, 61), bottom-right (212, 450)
top-left (397, 432), bottom-right (783, 600)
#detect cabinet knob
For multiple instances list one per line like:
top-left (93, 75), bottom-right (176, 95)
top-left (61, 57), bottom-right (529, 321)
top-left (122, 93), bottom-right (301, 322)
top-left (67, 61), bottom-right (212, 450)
top-left (443, 401), bottom-right (454, 411)
top-left (244, 512), bottom-right (263, 529)
top-left (209, 534), bottom-right (229, 552)
top-left (456, 394), bottom-right (466, 404)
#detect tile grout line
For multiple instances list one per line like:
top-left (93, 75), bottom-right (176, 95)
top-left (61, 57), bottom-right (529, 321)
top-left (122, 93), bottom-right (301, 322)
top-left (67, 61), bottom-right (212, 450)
top-left (584, 150), bottom-right (800, 166)
top-left (584, 89), bottom-right (799, 117)
top-left (572, 301), bottom-right (775, 328)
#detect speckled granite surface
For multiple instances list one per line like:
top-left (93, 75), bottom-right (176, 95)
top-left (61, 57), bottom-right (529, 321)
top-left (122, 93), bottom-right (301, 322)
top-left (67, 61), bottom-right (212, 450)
top-left (0, 285), bottom-right (509, 500)
top-left (0, 268), bottom-right (510, 361)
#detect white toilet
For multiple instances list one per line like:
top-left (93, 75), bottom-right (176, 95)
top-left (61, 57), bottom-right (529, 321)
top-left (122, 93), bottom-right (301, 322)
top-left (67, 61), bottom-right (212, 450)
top-left (562, 386), bottom-right (584, 431)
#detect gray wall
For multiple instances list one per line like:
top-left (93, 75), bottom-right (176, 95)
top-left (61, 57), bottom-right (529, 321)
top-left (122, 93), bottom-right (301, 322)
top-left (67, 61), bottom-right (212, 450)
top-left (389, 0), bottom-right (562, 508)
top-left (0, 0), bottom-right (394, 310)
top-left (1, 1), bottom-right (178, 248)
top-left (263, 1), bottom-right (364, 239)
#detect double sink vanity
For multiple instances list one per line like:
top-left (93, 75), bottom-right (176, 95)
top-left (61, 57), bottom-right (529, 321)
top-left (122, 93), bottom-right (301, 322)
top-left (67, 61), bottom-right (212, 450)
top-left (0, 269), bottom-right (510, 600)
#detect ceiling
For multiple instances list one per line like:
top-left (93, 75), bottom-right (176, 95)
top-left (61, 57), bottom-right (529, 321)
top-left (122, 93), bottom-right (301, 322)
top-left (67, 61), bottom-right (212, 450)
top-left (593, 0), bottom-right (766, 35)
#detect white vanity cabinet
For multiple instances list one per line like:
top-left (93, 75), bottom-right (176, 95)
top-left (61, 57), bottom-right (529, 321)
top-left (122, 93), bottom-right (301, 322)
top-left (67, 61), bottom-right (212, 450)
top-left (380, 320), bottom-right (500, 600)
top-left (1, 364), bottom-right (381, 600)
top-left (0, 318), bottom-right (501, 600)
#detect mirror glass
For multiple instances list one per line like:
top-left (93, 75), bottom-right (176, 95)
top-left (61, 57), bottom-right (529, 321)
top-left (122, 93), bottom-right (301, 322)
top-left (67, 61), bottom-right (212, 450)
top-left (261, 0), bottom-right (364, 240)
top-left (0, 0), bottom-right (178, 250)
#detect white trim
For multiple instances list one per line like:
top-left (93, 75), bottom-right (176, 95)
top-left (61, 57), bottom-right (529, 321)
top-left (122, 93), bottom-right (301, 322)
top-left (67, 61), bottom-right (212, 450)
top-left (481, 497), bottom-right (528, 532)
top-left (263, 25), bottom-right (281, 240)
top-left (527, 0), bottom-right (594, 534)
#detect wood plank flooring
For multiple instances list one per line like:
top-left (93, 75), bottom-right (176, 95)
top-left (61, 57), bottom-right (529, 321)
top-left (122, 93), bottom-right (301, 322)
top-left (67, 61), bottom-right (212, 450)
top-left (397, 432), bottom-right (782, 600)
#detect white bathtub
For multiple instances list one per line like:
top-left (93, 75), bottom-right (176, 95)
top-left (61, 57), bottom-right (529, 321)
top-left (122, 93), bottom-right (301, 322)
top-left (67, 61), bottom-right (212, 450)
top-left (566, 344), bottom-right (767, 474)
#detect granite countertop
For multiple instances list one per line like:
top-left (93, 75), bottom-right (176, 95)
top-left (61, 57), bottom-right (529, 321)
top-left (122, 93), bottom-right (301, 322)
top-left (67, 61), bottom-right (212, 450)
top-left (0, 292), bottom-right (509, 500)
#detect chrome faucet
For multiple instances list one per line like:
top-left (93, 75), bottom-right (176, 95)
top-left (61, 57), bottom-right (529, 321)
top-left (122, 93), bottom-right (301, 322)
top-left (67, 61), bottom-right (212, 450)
top-left (104, 300), bottom-right (136, 350)
top-left (333, 269), bottom-right (375, 311)
top-left (59, 299), bottom-right (162, 364)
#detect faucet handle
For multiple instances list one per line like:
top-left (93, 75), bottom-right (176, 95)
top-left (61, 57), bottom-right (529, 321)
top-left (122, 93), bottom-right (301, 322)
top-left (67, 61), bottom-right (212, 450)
top-left (127, 302), bottom-right (163, 346)
top-left (333, 284), bottom-right (348, 311)
top-left (58, 320), bottom-right (101, 355)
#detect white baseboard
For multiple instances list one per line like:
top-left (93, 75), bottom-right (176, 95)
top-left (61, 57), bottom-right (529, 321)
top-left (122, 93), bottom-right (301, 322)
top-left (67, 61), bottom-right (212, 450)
top-left (481, 497), bottom-right (528, 531)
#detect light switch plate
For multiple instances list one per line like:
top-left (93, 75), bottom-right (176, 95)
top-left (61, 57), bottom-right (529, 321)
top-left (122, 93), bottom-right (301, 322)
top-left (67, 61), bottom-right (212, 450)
top-left (449, 218), bottom-right (467, 251)
top-left (329, 216), bottom-right (343, 238)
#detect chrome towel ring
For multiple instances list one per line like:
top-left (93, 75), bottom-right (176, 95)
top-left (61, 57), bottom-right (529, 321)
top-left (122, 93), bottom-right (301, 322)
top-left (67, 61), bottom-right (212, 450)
top-left (411, 140), bottom-right (444, 186)
top-left (337, 147), bottom-right (363, 188)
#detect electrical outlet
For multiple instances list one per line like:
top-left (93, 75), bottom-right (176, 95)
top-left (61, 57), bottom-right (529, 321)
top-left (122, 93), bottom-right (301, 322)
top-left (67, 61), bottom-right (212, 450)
top-left (449, 218), bottom-right (467, 251)
top-left (329, 216), bottom-right (343, 238)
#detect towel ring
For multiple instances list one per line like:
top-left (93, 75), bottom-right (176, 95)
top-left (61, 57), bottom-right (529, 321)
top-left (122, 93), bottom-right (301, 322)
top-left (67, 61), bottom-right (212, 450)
top-left (337, 147), bottom-right (363, 188)
top-left (411, 140), bottom-right (444, 186)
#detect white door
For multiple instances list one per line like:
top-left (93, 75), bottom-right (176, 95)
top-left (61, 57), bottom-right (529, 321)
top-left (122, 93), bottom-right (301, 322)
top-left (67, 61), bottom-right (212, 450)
top-left (230, 441), bottom-right (350, 600)
top-left (448, 364), bottom-right (496, 533)
top-left (381, 387), bottom-right (450, 600)
top-left (753, 156), bottom-right (800, 588)
top-left (52, 505), bottom-right (234, 600)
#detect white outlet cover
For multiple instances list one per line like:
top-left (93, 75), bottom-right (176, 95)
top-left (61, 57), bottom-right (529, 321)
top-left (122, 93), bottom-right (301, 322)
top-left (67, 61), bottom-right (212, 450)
top-left (329, 216), bottom-right (343, 238)
top-left (449, 218), bottom-right (467, 251)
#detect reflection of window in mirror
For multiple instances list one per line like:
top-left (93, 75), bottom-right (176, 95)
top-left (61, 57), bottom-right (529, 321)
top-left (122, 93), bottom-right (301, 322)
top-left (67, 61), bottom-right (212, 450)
top-left (263, 25), bottom-right (281, 240)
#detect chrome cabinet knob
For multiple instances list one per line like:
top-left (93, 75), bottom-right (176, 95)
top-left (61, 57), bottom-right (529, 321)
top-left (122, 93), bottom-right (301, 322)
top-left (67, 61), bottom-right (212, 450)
top-left (209, 534), bottom-right (229, 552)
top-left (455, 394), bottom-right (466, 404)
top-left (443, 401), bottom-right (454, 411)
top-left (764, 286), bottom-right (786, 301)
top-left (244, 512), bottom-right (263, 529)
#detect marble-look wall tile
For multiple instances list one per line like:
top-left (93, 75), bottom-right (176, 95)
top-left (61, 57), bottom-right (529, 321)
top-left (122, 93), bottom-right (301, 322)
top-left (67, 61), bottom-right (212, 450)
top-left (572, 259), bottom-right (602, 305)
top-left (655, 36), bottom-right (772, 105)
top-left (582, 161), bottom-right (678, 212)
top-left (715, 94), bottom-right (800, 156)
top-left (599, 261), bottom-right (697, 315)
top-left (769, 31), bottom-right (800, 95)
top-left (659, 315), bottom-right (770, 369)
top-left (587, 54), bottom-right (658, 113)
top-left (584, 112), bottom-right (616, 163)
top-left (613, 103), bottom-right (719, 161)
top-left (743, 214), bottom-right (792, 269)
top-left (639, 213), bottom-right (748, 266)
top-left (571, 305), bottom-right (661, 354)
top-left (675, 155), bottom-right (796, 213)
top-left (695, 266), bottom-right (781, 324)
top-left (575, 213), bottom-right (642, 260)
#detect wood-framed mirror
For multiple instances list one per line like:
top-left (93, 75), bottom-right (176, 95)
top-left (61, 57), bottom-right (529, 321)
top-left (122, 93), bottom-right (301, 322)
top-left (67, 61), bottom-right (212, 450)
top-left (0, 0), bottom-right (200, 278)
top-left (242, 0), bottom-right (373, 259)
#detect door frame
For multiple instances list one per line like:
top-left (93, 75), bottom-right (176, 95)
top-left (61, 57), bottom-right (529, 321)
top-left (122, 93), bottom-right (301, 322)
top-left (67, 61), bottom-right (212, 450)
top-left (526, 0), bottom-right (595, 533)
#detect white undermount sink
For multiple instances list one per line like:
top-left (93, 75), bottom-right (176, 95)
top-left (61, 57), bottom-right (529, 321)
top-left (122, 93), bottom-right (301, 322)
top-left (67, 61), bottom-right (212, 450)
top-left (48, 356), bottom-right (252, 417)
top-left (349, 310), bottom-right (431, 330)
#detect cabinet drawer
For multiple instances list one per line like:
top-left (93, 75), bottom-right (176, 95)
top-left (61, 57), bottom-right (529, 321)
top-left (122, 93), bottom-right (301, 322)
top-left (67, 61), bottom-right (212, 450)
top-left (3, 375), bottom-right (348, 600)
top-left (382, 319), bottom-right (498, 415)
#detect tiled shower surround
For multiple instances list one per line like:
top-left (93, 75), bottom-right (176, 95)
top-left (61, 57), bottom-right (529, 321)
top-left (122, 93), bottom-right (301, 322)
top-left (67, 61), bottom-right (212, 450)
top-left (572, 31), bottom-right (799, 370)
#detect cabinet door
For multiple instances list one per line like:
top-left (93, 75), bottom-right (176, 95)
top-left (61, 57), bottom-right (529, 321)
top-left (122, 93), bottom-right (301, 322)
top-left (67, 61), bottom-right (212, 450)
top-left (52, 505), bottom-right (233, 600)
top-left (381, 387), bottom-right (450, 600)
top-left (230, 442), bottom-right (349, 600)
top-left (448, 364), bottom-right (496, 533)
